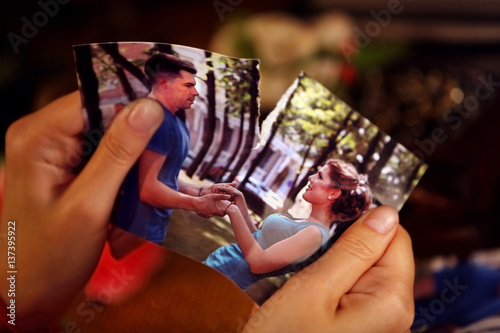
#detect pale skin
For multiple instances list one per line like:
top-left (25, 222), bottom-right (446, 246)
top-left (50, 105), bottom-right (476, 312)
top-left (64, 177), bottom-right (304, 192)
top-left (0, 92), bottom-right (415, 332)
top-left (140, 69), bottom-right (233, 218)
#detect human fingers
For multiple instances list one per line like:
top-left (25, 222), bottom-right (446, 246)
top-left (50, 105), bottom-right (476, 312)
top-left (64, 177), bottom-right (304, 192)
top-left (212, 184), bottom-right (229, 193)
top-left (215, 199), bottom-right (232, 212)
top-left (380, 227), bottom-right (414, 309)
top-left (213, 184), bottom-right (241, 196)
top-left (208, 194), bottom-right (233, 216)
top-left (59, 98), bottom-right (164, 229)
top-left (305, 205), bottom-right (400, 301)
top-left (3, 91), bottom-right (83, 210)
top-left (341, 226), bottom-right (415, 331)
top-left (349, 225), bottom-right (414, 297)
top-left (213, 181), bottom-right (237, 188)
top-left (206, 193), bottom-right (232, 201)
top-left (194, 194), bottom-right (231, 217)
top-left (243, 205), bottom-right (399, 332)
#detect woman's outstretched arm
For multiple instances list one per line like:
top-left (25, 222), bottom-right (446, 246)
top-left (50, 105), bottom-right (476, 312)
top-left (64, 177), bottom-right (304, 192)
top-left (220, 201), bottom-right (324, 274)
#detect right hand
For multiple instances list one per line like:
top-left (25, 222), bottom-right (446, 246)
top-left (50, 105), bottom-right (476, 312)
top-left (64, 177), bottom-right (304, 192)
top-left (243, 206), bottom-right (415, 332)
top-left (201, 181), bottom-right (237, 196)
top-left (214, 199), bottom-right (233, 213)
top-left (193, 194), bottom-right (231, 218)
top-left (212, 184), bottom-right (244, 202)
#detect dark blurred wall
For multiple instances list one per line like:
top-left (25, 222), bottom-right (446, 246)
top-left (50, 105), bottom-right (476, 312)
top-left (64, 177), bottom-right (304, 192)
top-left (0, 0), bottom-right (293, 148)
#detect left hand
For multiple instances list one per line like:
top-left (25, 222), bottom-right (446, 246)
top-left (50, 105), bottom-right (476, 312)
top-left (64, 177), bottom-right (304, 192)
top-left (201, 181), bottom-right (237, 197)
top-left (211, 182), bottom-right (243, 202)
top-left (215, 199), bottom-right (233, 213)
top-left (0, 92), bottom-right (164, 331)
top-left (192, 194), bottom-right (232, 218)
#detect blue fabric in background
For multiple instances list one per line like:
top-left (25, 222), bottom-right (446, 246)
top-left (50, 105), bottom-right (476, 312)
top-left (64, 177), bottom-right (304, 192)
top-left (413, 263), bottom-right (500, 330)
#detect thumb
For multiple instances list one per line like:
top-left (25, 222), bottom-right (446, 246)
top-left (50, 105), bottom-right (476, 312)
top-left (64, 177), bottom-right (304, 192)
top-left (62, 98), bottom-right (164, 219)
top-left (216, 199), bottom-right (232, 211)
top-left (208, 193), bottom-right (232, 201)
top-left (308, 205), bottom-right (399, 300)
top-left (243, 206), bottom-right (399, 332)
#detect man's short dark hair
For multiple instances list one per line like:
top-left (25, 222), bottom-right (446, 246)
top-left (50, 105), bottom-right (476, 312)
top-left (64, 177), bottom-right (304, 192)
top-left (144, 53), bottom-right (197, 87)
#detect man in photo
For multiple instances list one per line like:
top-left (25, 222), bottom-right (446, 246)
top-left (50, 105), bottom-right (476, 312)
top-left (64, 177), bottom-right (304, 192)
top-left (114, 53), bottom-right (231, 245)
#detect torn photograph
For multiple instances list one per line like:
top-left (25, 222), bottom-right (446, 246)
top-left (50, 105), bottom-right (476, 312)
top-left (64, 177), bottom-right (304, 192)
top-left (73, 42), bottom-right (427, 305)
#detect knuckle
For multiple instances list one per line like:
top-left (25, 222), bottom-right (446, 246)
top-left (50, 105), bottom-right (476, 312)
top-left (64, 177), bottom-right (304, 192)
top-left (399, 226), bottom-right (413, 248)
top-left (380, 278), bottom-right (415, 324)
top-left (366, 288), bottom-right (414, 332)
top-left (55, 199), bottom-right (95, 226)
top-left (402, 301), bottom-right (415, 327)
top-left (338, 236), bottom-right (375, 261)
top-left (5, 117), bottom-right (32, 154)
top-left (100, 131), bottom-right (136, 167)
top-left (389, 293), bottom-right (415, 330)
top-left (71, 203), bottom-right (95, 223)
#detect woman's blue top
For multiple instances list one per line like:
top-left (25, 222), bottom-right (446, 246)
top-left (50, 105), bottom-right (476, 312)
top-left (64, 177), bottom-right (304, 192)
top-left (203, 214), bottom-right (330, 290)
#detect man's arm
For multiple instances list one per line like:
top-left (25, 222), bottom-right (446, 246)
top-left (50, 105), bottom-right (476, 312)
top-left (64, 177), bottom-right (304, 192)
top-left (138, 149), bottom-right (229, 217)
top-left (178, 179), bottom-right (238, 198)
top-left (178, 179), bottom-right (202, 197)
top-left (138, 149), bottom-right (196, 210)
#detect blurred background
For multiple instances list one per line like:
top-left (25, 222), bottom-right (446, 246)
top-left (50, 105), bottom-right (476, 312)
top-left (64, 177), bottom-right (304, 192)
top-left (2, 0), bottom-right (500, 330)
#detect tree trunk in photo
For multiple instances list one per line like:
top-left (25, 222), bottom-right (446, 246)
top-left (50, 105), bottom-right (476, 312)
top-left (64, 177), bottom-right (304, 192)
top-left (358, 130), bottom-right (383, 174)
top-left (116, 65), bottom-right (138, 102)
top-left (224, 61), bottom-right (260, 183)
top-left (239, 77), bottom-right (299, 189)
top-left (185, 52), bottom-right (217, 178)
top-left (73, 44), bottom-right (102, 172)
top-left (346, 115), bottom-right (363, 169)
top-left (100, 43), bottom-right (151, 91)
top-left (404, 159), bottom-right (426, 194)
top-left (287, 134), bottom-right (317, 197)
top-left (368, 138), bottom-right (398, 189)
top-left (217, 105), bottom-right (245, 183)
top-left (238, 111), bottom-right (283, 190)
top-left (314, 110), bottom-right (355, 171)
top-left (286, 109), bottom-right (355, 205)
top-left (198, 104), bottom-right (230, 181)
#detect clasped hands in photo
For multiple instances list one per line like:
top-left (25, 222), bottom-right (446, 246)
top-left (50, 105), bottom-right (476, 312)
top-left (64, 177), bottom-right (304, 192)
top-left (0, 92), bottom-right (415, 332)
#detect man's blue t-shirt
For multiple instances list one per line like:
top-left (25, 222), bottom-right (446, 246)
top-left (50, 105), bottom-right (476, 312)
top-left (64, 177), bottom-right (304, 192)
top-left (114, 105), bottom-right (190, 244)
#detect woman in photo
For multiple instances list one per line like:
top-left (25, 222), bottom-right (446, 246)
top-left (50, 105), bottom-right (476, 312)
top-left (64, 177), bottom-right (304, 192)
top-left (204, 159), bottom-right (373, 290)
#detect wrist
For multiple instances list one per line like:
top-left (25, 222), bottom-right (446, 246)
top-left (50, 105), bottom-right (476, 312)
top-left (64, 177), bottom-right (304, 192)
top-left (235, 194), bottom-right (245, 205)
top-left (189, 195), bottom-right (201, 212)
top-left (225, 203), bottom-right (239, 215)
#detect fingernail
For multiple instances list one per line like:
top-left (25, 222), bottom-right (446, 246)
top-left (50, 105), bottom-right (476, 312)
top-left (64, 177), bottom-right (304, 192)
top-left (363, 207), bottom-right (398, 234)
top-left (127, 103), bottom-right (163, 133)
